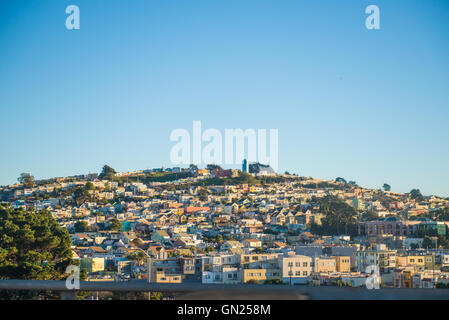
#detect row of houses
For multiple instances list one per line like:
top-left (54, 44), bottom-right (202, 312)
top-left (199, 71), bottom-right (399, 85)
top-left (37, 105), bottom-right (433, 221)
top-left (1, 166), bottom-right (449, 289)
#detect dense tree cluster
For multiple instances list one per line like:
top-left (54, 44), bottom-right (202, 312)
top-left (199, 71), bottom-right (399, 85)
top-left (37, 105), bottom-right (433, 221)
top-left (98, 165), bottom-right (117, 180)
top-left (206, 164), bottom-right (223, 171)
top-left (0, 204), bottom-right (73, 280)
top-left (108, 218), bottom-right (122, 231)
top-left (310, 196), bottom-right (358, 236)
top-left (409, 189), bottom-right (424, 202)
top-left (18, 173), bottom-right (35, 188)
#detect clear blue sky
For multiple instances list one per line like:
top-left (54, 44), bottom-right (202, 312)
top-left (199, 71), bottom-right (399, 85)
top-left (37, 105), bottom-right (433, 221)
top-left (0, 0), bottom-right (448, 196)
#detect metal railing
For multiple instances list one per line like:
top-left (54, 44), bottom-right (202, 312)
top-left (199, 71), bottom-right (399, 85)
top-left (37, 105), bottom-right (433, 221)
top-left (2, 280), bottom-right (449, 300)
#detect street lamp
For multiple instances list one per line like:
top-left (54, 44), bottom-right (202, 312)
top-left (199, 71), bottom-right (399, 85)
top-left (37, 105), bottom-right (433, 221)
top-left (289, 263), bottom-right (293, 286)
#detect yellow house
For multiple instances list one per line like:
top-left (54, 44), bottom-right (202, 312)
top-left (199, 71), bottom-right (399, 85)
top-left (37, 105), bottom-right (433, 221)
top-left (242, 269), bottom-right (282, 283)
top-left (91, 258), bottom-right (105, 273)
top-left (240, 253), bottom-right (279, 270)
top-left (333, 256), bottom-right (351, 273)
top-left (403, 255), bottom-right (426, 270)
top-left (394, 267), bottom-right (415, 288)
top-left (314, 257), bottom-right (336, 273)
top-left (155, 271), bottom-right (182, 283)
top-left (243, 269), bottom-right (267, 283)
top-left (280, 255), bottom-right (313, 283)
top-left (396, 256), bottom-right (408, 268)
top-left (402, 270), bottom-right (414, 288)
top-left (249, 186), bottom-right (258, 193)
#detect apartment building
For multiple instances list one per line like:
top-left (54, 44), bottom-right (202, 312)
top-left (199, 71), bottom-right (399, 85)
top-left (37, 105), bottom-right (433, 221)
top-left (313, 257), bottom-right (336, 273)
top-left (359, 218), bottom-right (448, 237)
top-left (148, 258), bottom-right (183, 283)
top-left (396, 254), bottom-right (438, 271)
top-left (437, 253), bottom-right (449, 267)
top-left (393, 267), bottom-right (415, 288)
top-left (332, 256), bottom-right (351, 273)
top-left (355, 244), bottom-right (397, 273)
top-left (278, 253), bottom-right (313, 285)
top-left (240, 253), bottom-right (281, 283)
top-left (240, 253), bottom-right (280, 269)
top-left (201, 253), bottom-right (241, 284)
top-left (412, 270), bottom-right (439, 288)
top-left (180, 256), bottom-right (202, 281)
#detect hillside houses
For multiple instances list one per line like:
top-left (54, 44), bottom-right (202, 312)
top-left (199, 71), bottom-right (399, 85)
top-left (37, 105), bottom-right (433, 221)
top-left (1, 167), bottom-right (449, 287)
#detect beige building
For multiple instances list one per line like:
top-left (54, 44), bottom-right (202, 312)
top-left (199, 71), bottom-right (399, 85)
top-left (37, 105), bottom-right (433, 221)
top-left (240, 253), bottom-right (281, 283)
top-left (240, 253), bottom-right (279, 269)
top-left (333, 256), bottom-right (351, 273)
top-left (396, 254), bottom-right (437, 271)
top-left (148, 258), bottom-right (183, 283)
top-left (314, 257), bottom-right (336, 273)
top-left (154, 271), bottom-right (182, 283)
top-left (279, 254), bottom-right (313, 284)
top-left (91, 258), bottom-right (105, 273)
top-left (242, 268), bottom-right (282, 283)
top-left (243, 239), bottom-right (262, 248)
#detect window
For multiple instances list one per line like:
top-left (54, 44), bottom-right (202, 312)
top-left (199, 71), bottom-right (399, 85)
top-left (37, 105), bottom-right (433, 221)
top-left (303, 271), bottom-right (308, 276)
top-left (288, 262), bottom-right (293, 267)
top-left (303, 262), bottom-right (308, 267)
top-left (228, 274), bottom-right (233, 279)
top-left (296, 262), bottom-right (300, 267)
top-left (296, 271), bottom-right (301, 276)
